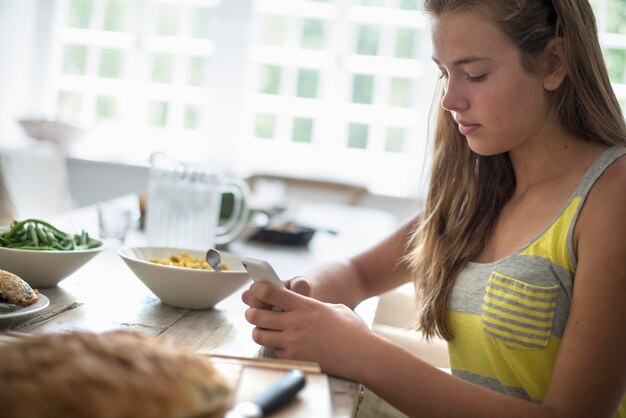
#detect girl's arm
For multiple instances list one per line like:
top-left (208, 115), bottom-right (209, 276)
top-left (305, 216), bottom-right (419, 308)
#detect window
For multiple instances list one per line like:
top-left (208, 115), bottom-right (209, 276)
top-left (29, 0), bottom-right (626, 197)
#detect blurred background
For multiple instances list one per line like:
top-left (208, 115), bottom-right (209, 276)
top-left (0, 0), bottom-right (624, 221)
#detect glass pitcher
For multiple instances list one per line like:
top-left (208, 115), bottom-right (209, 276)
top-left (144, 153), bottom-right (249, 250)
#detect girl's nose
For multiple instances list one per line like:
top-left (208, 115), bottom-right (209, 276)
top-left (440, 79), bottom-right (469, 112)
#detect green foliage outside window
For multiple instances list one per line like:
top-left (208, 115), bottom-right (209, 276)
top-left (192, 7), bottom-right (213, 39)
top-left (57, 91), bottom-right (83, 121)
top-left (385, 127), bottom-right (405, 153)
top-left (188, 57), bottom-right (206, 86)
top-left (395, 28), bottom-right (416, 59)
top-left (103, 0), bottom-right (129, 32)
top-left (184, 105), bottom-right (199, 130)
top-left (255, 114), bottom-right (276, 139)
top-left (605, 48), bottom-right (626, 84)
top-left (297, 69), bottom-right (319, 98)
top-left (292, 118), bottom-right (313, 143)
top-left (63, 44), bottom-right (87, 75)
top-left (156, 4), bottom-right (179, 36)
top-left (96, 96), bottom-right (117, 119)
top-left (259, 65), bottom-right (282, 94)
top-left (148, 101), bottom-right (168, 127)
top-left (390, 78), bottom-right (411, 107)
top-left (356, 25), bottom-right (380, 55)
top-left (67, 0), bottom-right (92, 28)
top-left (151, 54), bottom-right (173, 83)
top-left (99, 49), bottom-right (123, 78)
top-left (347, 123), bottom-right (369, 149)
top-left (352, 74), bottom-right (374, 104)
top-left (263, 15), bottom-right (288, 46)
top-left (302, 19), bottom-right (325, 50)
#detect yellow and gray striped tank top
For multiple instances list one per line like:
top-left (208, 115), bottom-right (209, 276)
top-left (447, 146), bottom-right (625, 416)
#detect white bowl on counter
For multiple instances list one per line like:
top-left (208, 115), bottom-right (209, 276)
top-left (0, 239), bottom-right (105, 288)
top-left (118, 246), bottom-right (251, 309)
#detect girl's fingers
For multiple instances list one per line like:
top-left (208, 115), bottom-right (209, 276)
top-left (250, 283), bottom-right (308, 311)
top-left (251, 327), bottom-right (284, 349)
top-left (286, 276), bottom-right (311, 297)
top-left (245, 307), bottom-right (285, 330)
top-left (241, 288), bottom-right (274, 309)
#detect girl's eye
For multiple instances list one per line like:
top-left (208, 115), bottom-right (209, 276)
top-left (467, 74), bottom-right (487, 82)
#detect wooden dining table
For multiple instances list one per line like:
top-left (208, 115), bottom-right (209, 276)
top-left (0, 195), bottom-right (400, 417)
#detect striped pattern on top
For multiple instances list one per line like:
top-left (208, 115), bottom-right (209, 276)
top-left (482, 272), bottom-right (558, 349)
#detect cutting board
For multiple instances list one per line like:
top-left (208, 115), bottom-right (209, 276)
top-left (0, 332), bottom-right (333, 418)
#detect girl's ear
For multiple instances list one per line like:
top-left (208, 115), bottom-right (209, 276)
top-left (542, 37), bottom-right (567, 91)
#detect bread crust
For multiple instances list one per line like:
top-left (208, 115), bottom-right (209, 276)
top-left (0, 269), bottom-right (38, 306)
top-left (0, 330), bottom-right (231, 418)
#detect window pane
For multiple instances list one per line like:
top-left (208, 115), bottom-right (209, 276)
top-left (148, 101), bottom-right (168, 127)
top-left (99, 48), bottom-right (123, 78)
top-left (255, 114), bottom-right (276, 138)
top-left (96, 96), bottom-right (117, 119)
top-left (400, 0), bottom-right (421, 10)
top-left (103, 0), bottom-right (129, 32)
top-left (156, 4), bottom-right (179, 36)
top-left (352, 74), bottom-right (374, 104)
top-left (390, 77), bottom-right (411, 107)
top-left (605, 48), bottom-right (626, 84)
top-left (347, 123), bottom-right (368, 149)
top-left (292, 117), bottom-right (313, 143)
top-left (356, 0), bottom-right (384, 6)
top-left (67, 0), bottom-right (92, 28)
top-left (395, 28), bottom-right (415, 59)
top-left (385, 127), bottom-right (405, 153)
top-left (152, 53), bottom-right (173, 83)
top-left (356, 25), bottom-right (380, 55)
top-left (57, 91), bottom-right (83, 121)
top-left (63, 44), bottom-right (88, 75)
top-left (192, 7), bottom-right (213, 39)
top-left (188, 56), bottom-right (207, 86)
top-left (606, 0), bottom-right (626, 35)
top-left (259, 65), bottom-right (282, 94)
top-left (297, 69), bottom-right (319, 98)
top-left (301, 19), bottom-right (325, 50)
top-left (184, 105), bottom-right (200, 129)
top-left (262, 15), bottom-right (288, 46)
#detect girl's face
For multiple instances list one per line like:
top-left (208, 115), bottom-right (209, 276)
top-left (431, 10), bottom-right (552, 156)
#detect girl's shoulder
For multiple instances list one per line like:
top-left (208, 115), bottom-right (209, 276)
top-left (576, 150), bottom-right (626, 240)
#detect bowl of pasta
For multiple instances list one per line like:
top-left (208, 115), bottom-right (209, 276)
top-left (118, 246), bottom-right (250, 309)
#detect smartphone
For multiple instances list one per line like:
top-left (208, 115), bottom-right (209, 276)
top-left (241, 256), bottom-right (286, 288)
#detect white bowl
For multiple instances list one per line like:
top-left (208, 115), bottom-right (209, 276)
top-left (18, 118), bottom-right (86, 143)
top-left (118, 246), bottom-right (251, 309)
top-left (0, 239), bottom-right (105, 288)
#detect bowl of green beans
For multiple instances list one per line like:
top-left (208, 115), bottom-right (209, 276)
top-left (0, 219), bottom-right (104, 288)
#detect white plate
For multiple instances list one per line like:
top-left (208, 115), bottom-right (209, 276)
top-left (0, 294), bottom-right (50, 319)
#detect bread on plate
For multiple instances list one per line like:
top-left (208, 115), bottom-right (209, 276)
top-left (0, 330), bottom-right (232, 418)
top-left (0, 269), bottom-right (38, 306)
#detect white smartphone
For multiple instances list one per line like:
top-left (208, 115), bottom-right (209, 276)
top-left (241, 256), bottom-right (286, 288)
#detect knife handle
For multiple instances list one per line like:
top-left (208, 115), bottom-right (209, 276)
top-left (256, 369), bottom-right (306, 416)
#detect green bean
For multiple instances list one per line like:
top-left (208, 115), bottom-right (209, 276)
top-left (0, 218), bottom-right (101, 251)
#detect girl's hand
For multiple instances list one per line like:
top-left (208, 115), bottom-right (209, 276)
top-left (241, 275), bottom-right (312, 309)
top-left (242, 282), bottom-right (373, 378)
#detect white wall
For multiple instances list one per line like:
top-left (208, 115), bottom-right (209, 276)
top-left (0, 0), bottom-right (56, 144)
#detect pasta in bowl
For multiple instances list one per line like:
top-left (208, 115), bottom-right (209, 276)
top-left (118, 246), bottom-right (250, 309)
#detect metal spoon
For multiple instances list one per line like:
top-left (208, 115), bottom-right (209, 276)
top-left (205, 248), bottom-right (222, 272)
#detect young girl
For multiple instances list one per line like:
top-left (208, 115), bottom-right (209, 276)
top-left (242, 0), bottom-right (626, 416)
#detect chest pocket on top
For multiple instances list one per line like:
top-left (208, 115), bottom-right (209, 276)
top-left (482, 271), bottom-right (558, 349)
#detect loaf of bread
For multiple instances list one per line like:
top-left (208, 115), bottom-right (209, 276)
top-left (0, 269), bottom-right (38, 306)
top-left (0, 330), bottom-right (231, 418)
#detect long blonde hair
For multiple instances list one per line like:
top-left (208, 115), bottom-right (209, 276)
top-left (410, 0), bottom-right (626, 340)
